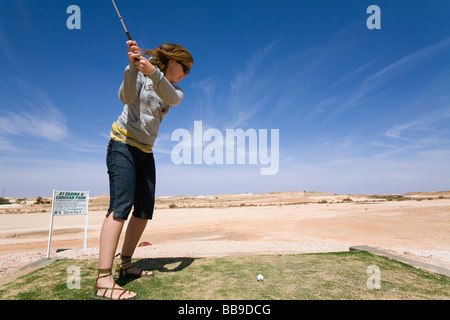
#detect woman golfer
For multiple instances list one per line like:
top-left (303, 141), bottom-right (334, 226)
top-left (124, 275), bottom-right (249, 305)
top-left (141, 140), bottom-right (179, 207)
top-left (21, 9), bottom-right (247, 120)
top-left (92, 41), bottom-right (193, 300)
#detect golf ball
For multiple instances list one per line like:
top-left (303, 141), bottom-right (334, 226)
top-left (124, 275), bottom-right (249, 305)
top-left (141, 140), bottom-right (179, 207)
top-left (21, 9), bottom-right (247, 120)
top-left (257, 274), bottom-right (264, 281)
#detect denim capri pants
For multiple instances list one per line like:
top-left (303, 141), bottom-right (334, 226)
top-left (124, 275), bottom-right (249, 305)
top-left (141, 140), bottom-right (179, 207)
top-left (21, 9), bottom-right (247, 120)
top-left (106, 139), bottom-right (156, 220)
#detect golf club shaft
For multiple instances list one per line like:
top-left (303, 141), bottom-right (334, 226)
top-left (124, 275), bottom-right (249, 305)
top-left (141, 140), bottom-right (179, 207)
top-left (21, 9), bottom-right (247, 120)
top-left (112, 0), bottom-right (133, 41)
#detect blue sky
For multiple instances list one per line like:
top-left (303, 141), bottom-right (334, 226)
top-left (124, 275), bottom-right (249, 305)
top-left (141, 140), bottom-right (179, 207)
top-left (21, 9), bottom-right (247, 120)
top-left (1, 0), bottom-right (449, 198)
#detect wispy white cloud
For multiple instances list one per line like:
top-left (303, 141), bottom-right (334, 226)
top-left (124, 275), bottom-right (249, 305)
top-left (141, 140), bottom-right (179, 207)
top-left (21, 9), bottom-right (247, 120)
top-left (364, 37), bottom-right (450, 86)
top-left (0, 78), bottom-right (107, 157)
top-left (0, 105), bottom-right (68, 142)
top-left (190, 76), bottom-right (216, 121)
top-left (0, 79), bottom-right (68, 142)
top-left (331, 59), bottom-right (378, 90)
top-left (385, 106), bottom-right (450, 142)
top-left (0, 139), bottom-right (16, 153)
top-left (315, 37), bottom-right (450, 116)
top-left (344, 37), bottom-right (450, 110)
top-left (226, 41), bottom-right (278, 128)
top-left (385, 122), bottom-right (417, 140)
top-left (188, 42), bottom-right (280, 130)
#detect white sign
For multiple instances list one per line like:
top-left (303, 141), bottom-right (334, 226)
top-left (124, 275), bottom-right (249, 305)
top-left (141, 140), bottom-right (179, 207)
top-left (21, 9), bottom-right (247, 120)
top-left (53, 190), bottom-right (89, 215)
top-left (47, 190), bottom-right (89, 258)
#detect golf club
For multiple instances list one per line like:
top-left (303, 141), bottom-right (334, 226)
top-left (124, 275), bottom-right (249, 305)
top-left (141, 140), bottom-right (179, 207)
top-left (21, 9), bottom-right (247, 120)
top-left (111, 0), bottom-right (151, 58)
top-left (111, 0), bottom-right (133, 41)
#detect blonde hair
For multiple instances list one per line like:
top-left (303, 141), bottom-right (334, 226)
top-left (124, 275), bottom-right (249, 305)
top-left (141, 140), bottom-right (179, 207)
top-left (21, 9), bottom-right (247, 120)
top-left (144, 43), bottom-right (193, 73)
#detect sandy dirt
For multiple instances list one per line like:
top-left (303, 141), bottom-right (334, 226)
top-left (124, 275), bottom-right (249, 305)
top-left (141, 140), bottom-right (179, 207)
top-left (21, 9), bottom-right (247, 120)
top-left (1, 191), bottom-right (449, 285)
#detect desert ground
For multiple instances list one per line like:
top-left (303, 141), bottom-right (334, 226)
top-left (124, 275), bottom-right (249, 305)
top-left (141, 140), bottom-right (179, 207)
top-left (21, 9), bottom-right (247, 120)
top-left (0, 191), bottom-right (449, 285)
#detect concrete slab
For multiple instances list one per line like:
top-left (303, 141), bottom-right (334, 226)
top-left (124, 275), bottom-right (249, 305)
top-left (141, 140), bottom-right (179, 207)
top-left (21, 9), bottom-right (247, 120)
top-left (349, 245), bottom-right (450, 277)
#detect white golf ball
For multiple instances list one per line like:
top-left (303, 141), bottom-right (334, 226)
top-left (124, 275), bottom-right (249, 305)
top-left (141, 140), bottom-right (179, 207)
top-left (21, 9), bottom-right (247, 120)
top-left (257, 274), bottom-right (264, 281)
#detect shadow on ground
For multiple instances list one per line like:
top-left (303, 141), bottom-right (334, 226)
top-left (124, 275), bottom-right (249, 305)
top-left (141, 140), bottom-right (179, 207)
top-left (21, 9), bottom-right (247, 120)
top-left (115, 257), bottom-right (196, 286)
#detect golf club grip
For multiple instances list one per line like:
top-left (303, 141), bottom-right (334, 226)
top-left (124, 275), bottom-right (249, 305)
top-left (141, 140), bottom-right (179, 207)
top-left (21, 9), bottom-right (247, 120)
top-left (126, 31), bottom-right (133, 41)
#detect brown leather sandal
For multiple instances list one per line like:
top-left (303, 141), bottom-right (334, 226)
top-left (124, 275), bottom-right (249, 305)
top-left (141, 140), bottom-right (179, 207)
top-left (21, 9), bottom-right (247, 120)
top-left (114, 254), bottom-right (154, 279)
top-left (91, 268), bottom-right (139, 300)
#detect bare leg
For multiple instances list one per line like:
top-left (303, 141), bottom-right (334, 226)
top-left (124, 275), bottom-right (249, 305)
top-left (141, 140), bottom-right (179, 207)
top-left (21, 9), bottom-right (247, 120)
top-left (121, 215), bottom-right (148, 255)
top-left (119, 215), bottom-right (153, 276)
top-left (98, 213), bottom-right (124, 269)
top-left (95, 213), bottom-right (138, 299)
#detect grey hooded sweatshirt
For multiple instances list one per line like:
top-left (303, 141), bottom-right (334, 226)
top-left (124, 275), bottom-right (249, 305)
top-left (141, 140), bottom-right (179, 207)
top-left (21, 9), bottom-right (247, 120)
top-left (110, 62), bottom-right (184, 152)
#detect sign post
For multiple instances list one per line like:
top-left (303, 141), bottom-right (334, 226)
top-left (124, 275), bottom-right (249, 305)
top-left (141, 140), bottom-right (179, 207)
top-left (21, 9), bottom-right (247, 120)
top-left (47, 190), bottom-right (89, 258)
